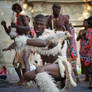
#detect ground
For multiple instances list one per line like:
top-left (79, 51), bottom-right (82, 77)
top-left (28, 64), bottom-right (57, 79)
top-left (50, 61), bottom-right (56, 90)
top-left (0, 79), bottom-right (92, 92)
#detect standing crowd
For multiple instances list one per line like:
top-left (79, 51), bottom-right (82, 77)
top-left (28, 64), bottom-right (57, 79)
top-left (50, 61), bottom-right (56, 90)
top-left (0, 2), bottom-right (92, 92)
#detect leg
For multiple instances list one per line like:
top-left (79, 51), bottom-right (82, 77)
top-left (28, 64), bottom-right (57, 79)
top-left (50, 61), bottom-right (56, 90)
top-left (35, 64), bottom-right (61, 92)
top-left (15, 67), bottom-right (25, 85)
top-left (23, 49), bottom-right (31, 72)
top-left (24, 64), bottom-right (60, 81)
top-left (88, 74), bottom-right (92, 89)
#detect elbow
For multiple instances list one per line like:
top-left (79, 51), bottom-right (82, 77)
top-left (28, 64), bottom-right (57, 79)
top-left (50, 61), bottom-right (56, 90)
top-left (42, 42), bottom-right (47, 47)
top-left (39, 41), bottom-right (48, 47)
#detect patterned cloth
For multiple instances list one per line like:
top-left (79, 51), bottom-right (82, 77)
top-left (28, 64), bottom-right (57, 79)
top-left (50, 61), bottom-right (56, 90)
top-left (70, 24), bottom-right (77, 60)
top-left (81, 28), bottom-right (92, 66)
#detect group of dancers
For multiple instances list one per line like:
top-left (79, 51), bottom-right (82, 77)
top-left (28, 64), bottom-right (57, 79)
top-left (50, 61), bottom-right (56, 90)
top-left (1, 2), bottom-right (82, 92)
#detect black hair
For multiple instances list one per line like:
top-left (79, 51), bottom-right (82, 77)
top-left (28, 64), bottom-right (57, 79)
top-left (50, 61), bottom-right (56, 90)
top-left (2, 66), bottom-right (6, 70)
top-left (87, 16), bottom-right (92, 27)
top-left (12, 3), bottom-right (22, 12)
top-left (34, 14), bottom-right (45, 21)
top-left (52, 2), bottom-right (61, 8)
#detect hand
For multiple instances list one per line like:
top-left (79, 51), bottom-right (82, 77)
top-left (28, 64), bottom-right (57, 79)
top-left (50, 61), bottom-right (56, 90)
top-left (1, 20), bottom-right (6, 26)
top-left (2, 48), bottom-right (9, 51)
top-left (11, 22), bottom-right (16, 27)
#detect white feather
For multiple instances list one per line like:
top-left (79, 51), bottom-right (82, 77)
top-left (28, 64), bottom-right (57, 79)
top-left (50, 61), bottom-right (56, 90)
top-left (36, 72), bottom-right (60, 92)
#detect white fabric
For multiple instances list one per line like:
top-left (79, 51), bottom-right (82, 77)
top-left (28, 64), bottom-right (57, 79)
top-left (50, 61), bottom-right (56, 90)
top-left (30, 64), bottom-right (36, 71)
top-left (36, 72), bottom-right (60, 92)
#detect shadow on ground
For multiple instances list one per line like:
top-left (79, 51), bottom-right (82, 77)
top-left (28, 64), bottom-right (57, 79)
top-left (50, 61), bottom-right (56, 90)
top-left (0, 79), bottom-right (92, 92)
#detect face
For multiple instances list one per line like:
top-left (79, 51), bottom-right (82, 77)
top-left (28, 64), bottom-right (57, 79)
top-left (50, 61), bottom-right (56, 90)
top-left (83, 21), bottom-right (88, 28)
top-left (53, 4), bottom-right (61, 17)
top-left (14, 6), bottom-right (21, 13)
top-left (34, 19), bottom-right (46, 36)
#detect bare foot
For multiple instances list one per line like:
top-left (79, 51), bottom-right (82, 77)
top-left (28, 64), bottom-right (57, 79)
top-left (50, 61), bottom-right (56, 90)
top-left (16, 80), bottom-right (26, 86)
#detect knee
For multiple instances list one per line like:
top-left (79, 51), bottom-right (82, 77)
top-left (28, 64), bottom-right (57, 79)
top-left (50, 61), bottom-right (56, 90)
top-left (24, 72), bottom-right (30, 80)
top-left (35, 66), bottom-right (45, 73)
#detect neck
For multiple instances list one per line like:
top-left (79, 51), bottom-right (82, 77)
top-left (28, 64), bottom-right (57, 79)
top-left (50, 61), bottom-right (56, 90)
top-left (53, 14), bottom-right (59, 18)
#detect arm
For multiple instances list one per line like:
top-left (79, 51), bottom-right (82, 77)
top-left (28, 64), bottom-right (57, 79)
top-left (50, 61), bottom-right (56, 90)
top-left (27, 39), bottom-right (49, 47)
top-left (64, 16), bottom-right (71, 33)
top-left (1, 20), bottom-right (11, 35)
top-left (77, 30), bottom-right (86, 41)
top-left (46, 16), bottom-right (52, 29)
top-left (23, 49), bottom-right (31, 72)
top-left (3, 42), bottom-right (16, 51)
top-left (77, 30), bottom-right (83, 41)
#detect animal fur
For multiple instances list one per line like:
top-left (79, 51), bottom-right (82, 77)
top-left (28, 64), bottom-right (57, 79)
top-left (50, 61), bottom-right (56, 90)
top-left (15, 35), bottom-right (29, 50)
top-left (57, 56), bottom-right (77, 87)
top-left (36, 72), bottom-right (60, 92)
top-left (15, 29), bottom-right (77, 89)
top-left (9, 28), bottom-right (17, 38)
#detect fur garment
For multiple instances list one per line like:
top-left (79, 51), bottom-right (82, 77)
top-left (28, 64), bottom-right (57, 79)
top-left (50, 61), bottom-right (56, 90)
top-left (15, 35), bottom-right (29, 50)
top-left (15, 29), bottom-right (76, 88)
top-left (56, 56), bottom-right (77, 87)
top-left (36, 72), bottom-right (60, 92)
top-left (9, 28), bottom-right (17, 39)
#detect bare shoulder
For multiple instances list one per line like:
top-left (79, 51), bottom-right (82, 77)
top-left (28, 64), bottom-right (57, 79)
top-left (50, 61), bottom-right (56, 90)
top-left (60, 14), bottom-right (68, 19)
top-left (79, 29), bottom-right (84, 33)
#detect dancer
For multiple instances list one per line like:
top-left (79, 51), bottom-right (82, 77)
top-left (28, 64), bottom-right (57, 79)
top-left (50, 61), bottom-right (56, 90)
top-left (15, 14), bottom-right (77, 92)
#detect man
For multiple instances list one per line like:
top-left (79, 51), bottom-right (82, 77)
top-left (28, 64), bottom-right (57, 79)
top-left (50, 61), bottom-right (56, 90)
top-left (47, 3), bottom-right (73, 70)
top-left (2, 13), bottom-right (41, 86)
top-left (47, 2), bottom-right (70, 32)
top-left (2, 14), bottom-right (31, 85)
top-left (1, 3), bottom-right (30, 85)
top-left (15, 14), bottom-right (76, 92)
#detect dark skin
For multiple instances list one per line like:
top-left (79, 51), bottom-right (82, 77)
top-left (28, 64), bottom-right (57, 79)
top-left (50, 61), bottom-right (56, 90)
top-left (23, 18), bottom-right (58, 72)
top-left (47, 3), bottom-right (71, 63)
top-left (23, 18), bottom-right (64, 81)
top-left (1, 3), bottom-right (22, 37)
top-left (15, 15), bottom-right (30, 35)
top-left (1, 21), bottom-right (11, 35)
top-left (47, 3), bottom-right (70, 32)
top-left (1, 2), bottom-right (30, 38)
top-left (1, 16), bottom-right (30, 40)
top-left (77, 20), bottom-right (88, 41)
top-left (2, 15), bottom-right (30, 86)
top-left (3, 17), bottom-right (66, 85)
top-left (2, 15), bottom-right (30, 51)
